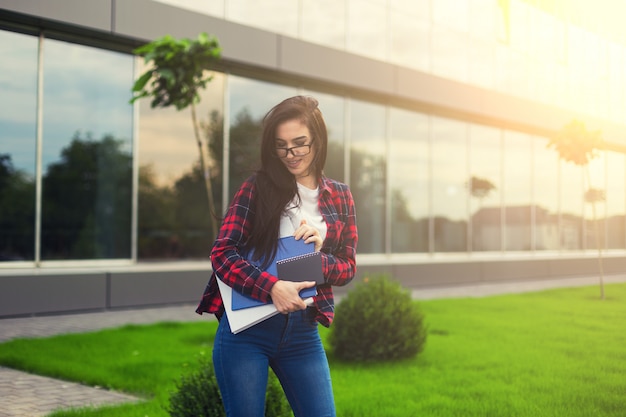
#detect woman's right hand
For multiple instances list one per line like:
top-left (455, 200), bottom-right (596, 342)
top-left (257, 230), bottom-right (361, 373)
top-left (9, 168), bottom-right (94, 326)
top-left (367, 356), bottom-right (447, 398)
top-left (270, 280), bottom-right (316, 313)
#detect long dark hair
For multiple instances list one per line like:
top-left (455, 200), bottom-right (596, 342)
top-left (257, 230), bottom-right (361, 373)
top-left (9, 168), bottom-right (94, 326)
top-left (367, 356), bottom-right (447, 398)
top-left (244, 96), bottom-right (328, 265)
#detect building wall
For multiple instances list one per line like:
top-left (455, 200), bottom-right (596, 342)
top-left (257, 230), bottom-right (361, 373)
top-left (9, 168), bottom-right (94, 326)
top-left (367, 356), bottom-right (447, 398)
top-left (1, 0), bottom-right (625, 317)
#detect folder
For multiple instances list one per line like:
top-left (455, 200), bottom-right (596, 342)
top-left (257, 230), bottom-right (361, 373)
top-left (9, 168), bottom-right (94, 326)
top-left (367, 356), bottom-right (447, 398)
top-left (217, 277), bottom-right (314, 334)
top-left (231, 236), bottom-right (319, 310)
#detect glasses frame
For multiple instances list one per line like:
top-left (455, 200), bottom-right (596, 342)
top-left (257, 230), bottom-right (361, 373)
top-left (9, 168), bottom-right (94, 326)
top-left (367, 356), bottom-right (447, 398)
top-left (275, 143), bottom-right (313, 158)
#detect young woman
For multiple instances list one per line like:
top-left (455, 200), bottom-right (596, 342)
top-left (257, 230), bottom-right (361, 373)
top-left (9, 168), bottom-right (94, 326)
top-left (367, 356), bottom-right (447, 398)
top-left (196, 95), bottom-right (358, 417)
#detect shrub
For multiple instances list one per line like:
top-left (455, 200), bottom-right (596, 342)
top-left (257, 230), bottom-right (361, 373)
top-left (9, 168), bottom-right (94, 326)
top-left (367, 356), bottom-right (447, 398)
top-left (329, 274), bottom-right (427, 362)
top-left (168, 358), bottom-right (292, 417)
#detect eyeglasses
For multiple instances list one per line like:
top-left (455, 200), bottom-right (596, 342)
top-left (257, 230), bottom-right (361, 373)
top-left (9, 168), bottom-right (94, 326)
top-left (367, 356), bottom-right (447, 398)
top-left (275, 143), bottom-right (313, 158)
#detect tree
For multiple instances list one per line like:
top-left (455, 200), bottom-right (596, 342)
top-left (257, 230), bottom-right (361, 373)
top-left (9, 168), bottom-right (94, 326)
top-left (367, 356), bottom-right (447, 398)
top-left (548, 119), bottom-right (606, 299)
top-left (467, 175), bottom-right (497, 201)
top-left (130, 32), bottom-right (222, 240)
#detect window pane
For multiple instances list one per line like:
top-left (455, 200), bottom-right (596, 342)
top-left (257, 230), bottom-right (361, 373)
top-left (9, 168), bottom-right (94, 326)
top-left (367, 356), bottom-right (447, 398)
top-left (302, 91), bottom-right (345, 183)
top-left (227, 0), bottom-right (298, 37)
top-left (606, 152), bottom-right (626, 249)
top-left (389, 108), bottom-right (429, 252)
top-left (41, 39), bottom-right (133, 260)
top-left (432, 117), bottom-right (467, 252)
top-left (559, 159), bottom-right (584, 250)
top-left (301, 0), bottom-right (346, 50)
top-left (347, 0), bottom-right (387, 61)
top-left (533, 136), bottom-right (559, 251)
top-left (389, 11), bottom-right (430, 72)
top-left (503, 131), bottom-right (532, 251)
top-left (0, 30), bottom-right (38, 262)
top-left (469, 124), bottom-right (501, 252)
top-left (350, 99), bottom-right (386, 254)
top-left (137, 64), bottom-right (225, 259)
top-left (584, 152), bottom-right (607, 251)
top-left (228, 76), bottom-right (297, 200)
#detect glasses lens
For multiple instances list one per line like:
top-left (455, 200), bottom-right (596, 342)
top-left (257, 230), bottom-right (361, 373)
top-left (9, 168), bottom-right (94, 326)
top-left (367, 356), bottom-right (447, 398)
top-left (276, 144), bottom-right (311, 158)
top-left (292, 145), bottom-right (310, 155)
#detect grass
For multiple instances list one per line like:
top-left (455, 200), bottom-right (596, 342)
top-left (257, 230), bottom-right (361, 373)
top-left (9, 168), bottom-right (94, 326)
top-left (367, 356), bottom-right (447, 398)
top-left (0, 283), bottom-right (625, 416)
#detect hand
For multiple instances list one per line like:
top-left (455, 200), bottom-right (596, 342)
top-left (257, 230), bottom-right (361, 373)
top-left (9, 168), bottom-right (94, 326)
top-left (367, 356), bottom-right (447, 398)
top-left (294, 219), bottom-right (323, 251)
top-left (270, 280), bottom-right (317, 314)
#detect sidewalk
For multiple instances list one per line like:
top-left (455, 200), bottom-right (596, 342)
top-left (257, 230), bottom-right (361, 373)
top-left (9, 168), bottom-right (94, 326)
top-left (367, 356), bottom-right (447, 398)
top-left (0, 304), bottom-right (209, 417)
top-left (1, 275), bottom-right (625, 417)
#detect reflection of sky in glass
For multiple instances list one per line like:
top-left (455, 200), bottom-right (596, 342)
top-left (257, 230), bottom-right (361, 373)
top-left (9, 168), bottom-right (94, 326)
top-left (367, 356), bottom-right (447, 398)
top-left (228, 0), bottom-right (298, 37)
top-left (0, 31), bottom-right (38, 176)
top-left (138, 67), bottom-right (224, 186)
top-left (152, 0), bottom-right (626, 125)
top-left (229, 76), bottom-right (296, 121)
top-left (432, 117), bottom-right (467, 221)
top-left (503, 131), bottom-right (532, 207)
top-left (605, 153), bottom-right (626, 216)
top-left (389, 107), bottom-right (428, 217)
top-left (469, 124), bottom-right (501, 210)
top-left (42, 39), bottom-right (133, 171)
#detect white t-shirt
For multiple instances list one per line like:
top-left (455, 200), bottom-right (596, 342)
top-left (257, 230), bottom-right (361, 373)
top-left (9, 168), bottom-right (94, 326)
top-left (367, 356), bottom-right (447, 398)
top-left (279, 182), bottom-right (328, 241)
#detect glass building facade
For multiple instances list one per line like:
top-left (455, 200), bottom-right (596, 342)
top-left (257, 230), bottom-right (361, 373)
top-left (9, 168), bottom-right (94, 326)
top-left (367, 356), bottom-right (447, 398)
top-left (1, 0), bottom-right (625, 310)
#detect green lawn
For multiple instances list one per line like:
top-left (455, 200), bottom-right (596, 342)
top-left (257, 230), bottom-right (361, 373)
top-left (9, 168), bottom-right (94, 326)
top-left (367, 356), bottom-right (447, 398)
top-left (1, 283), bottom-right (625, 417)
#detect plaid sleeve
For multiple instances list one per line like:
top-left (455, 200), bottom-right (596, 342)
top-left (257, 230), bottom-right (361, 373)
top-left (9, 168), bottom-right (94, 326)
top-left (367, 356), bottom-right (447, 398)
top-left (195, 176), bottom-right (278, 316)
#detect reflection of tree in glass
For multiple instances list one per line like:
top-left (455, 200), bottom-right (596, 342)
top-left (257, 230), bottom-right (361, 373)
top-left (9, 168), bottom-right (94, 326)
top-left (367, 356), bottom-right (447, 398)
top-left (467, 175), bottom-right (496, 200)
top-left (41, 134), bottom-right (131, 260)
top-left (228, 108), bottom-right (263, 198)
top-left (131, 33), bottom-right (221, 240)
top-left (467, 176), bottom-right (497, 252)
top-left (0, 154), bottom-right (35, 260)
top-left (549, 119), bottom-right (606, 299)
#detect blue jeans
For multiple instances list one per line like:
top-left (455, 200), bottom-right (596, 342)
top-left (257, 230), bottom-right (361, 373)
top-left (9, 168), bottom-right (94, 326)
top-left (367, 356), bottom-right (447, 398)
top-left (213, 308), bottom-right (336, 417)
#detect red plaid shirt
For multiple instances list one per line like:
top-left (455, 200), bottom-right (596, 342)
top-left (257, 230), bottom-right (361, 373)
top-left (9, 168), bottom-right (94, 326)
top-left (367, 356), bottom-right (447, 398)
top-left (195, 174), bottom-right (358, 327)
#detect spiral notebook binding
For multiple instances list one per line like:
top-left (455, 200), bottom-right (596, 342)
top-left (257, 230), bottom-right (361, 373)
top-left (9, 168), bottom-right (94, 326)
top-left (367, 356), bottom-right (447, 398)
top-left (276, 251), bottom-right (319, 264)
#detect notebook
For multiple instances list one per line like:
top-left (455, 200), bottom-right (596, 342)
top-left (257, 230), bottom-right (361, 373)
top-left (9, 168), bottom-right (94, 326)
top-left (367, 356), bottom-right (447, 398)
top-left (231, 236), bottom-right (321, 310)
top-left (217, 277), bottom-right (314, 334)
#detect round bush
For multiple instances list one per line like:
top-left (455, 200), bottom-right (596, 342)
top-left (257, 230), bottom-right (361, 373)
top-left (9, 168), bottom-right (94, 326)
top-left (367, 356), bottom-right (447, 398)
top-left (329, 274), bottom-right (427, 362)
top-left (168, 358), bottom-right (291, 417)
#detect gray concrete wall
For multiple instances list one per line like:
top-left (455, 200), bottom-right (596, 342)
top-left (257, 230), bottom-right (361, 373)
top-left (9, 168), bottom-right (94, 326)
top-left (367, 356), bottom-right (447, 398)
top-left (0, 266), bottom-right (210, 317)
top-left (2, 255), bottom-right (625, 317)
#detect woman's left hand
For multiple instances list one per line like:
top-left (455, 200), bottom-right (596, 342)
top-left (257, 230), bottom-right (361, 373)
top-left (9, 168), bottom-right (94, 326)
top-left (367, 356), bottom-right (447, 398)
top-left (294, 219), bottom-right (323, 251)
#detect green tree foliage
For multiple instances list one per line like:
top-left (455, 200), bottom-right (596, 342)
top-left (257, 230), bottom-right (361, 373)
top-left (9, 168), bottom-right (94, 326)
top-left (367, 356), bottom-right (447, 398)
top-left (131, 33), bottom-right (221, 110)
top-left (329, 274), bottom-right (427, 362)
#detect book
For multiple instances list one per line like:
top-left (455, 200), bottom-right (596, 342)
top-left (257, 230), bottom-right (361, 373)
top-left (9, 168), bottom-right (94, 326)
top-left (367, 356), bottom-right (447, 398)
top-left (231, 236), bottom-right (319, 310)
top-left (276, 252), bottom-right (324, 297)
top-left (217, 277), bottom-right (314, 334)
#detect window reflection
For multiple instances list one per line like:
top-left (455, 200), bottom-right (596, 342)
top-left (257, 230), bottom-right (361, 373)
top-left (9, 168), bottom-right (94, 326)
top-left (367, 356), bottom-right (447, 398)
top-left (347, 0), bottom-right (387, 61)
top-left (0, 30), bottom-right (37, 261)
top-left (559, 159), bottom-right (584, 250)
top-left (137, 67), bottom-right (225, 260)
top-left (469, 125), bottom-right (501, 252)
top-left (503, 131), bottom-right (532, 251)
top-left (431, 117), bottom-right (468, 252)
top-left (533, 137), bottom-right (559, 251)
top-left (605, 153), bottom-right (626, 249)
top-left (389, 108), bottom-right (429, 253)
top-left (584, 153), bottom-right (607, 251)
top-left (228, 77), bottom-right (297, 201)
top-left (41, 40), bottom-right (133, 260)
top-left (350, 99), bottom-right (386, 254)
top-left (303, 91), bottom-right (345, 183)
top-left (301, 0), bottom-right (346, 50)
top-left (228, 0), bottom-right (298, 37)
